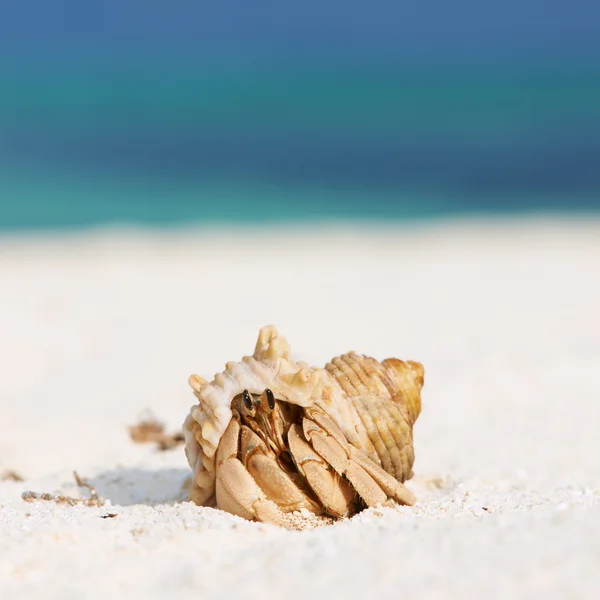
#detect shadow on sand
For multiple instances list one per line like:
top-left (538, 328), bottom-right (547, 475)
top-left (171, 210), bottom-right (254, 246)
top-left (89, 466), bottom-right (191, 507)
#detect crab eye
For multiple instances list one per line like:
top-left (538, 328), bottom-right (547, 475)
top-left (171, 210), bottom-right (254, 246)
top-left (265, 389), bottom-right (275, 410)
top-left (242, 389), bottom-right (253, 411)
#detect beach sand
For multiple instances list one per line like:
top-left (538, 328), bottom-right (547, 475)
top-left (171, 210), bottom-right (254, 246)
top-left (1, 217), bottom-right (599, 599)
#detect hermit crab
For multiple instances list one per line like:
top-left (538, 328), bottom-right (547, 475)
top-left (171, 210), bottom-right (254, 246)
top-left (183, 326), bottom-right (424, 528)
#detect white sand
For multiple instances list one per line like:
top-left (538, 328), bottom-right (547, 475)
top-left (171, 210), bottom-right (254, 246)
top-left (1, 217), bottom-right (599, 599)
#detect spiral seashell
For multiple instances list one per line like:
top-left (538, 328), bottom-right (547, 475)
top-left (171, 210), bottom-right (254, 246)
top-left (322, 353), bottom-right (424, 481)
top-left (182, 326), bottom-right (424, 509)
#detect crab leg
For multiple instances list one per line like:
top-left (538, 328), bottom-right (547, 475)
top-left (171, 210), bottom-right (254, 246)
top-left (215, 414), bottom-right (293, 526)
top-left (287, 423), bottom-right (356, 517)
top-left (302, 408), bottom-right (416, 508)
top-left (239, 424), bottom-right (323, 514)
top-left (347, 445), bottom-right (415, 506)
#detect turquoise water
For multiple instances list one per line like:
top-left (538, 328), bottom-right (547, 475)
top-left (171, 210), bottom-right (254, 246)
top-left (1, 66), bottom-right (599, 229)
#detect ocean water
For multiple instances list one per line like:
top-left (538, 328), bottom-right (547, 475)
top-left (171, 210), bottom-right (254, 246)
top-left (1, 65), bottom-right (599, 230)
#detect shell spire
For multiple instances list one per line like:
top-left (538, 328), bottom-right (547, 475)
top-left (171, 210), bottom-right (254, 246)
top-left (382, 358), bottom-right (424, 426)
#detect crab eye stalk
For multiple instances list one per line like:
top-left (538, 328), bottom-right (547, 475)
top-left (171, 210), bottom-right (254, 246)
top-left (265, 388), bottom-right (276, 410)
top-left (242, 389), bottom-right (254, 411)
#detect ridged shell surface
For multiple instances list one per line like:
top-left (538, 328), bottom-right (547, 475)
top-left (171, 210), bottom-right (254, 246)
top-left (183, 326), bottom-right (424, 506)
top-left (322, 353), bottom-right (424, 481)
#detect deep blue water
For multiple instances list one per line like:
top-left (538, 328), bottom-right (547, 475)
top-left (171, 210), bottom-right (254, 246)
top-left (1, 65), bottom-right (599, 229)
